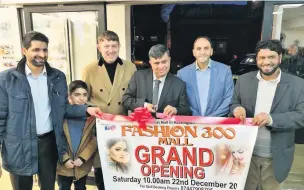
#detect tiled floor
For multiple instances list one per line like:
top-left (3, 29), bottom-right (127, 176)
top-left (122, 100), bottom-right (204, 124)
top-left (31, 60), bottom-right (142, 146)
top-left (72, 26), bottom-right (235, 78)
top-left (284, 144), bottom-right (304, 190)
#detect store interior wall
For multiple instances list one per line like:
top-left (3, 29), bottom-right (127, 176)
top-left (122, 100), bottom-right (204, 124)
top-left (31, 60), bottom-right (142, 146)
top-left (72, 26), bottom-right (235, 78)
top-left (31, 12), bottom-right (98, 81)
top-left (281, 6), bottom-right (304, 48)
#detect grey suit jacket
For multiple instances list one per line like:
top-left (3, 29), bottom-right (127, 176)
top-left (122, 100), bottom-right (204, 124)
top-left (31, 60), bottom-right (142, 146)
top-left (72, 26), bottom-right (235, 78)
top-left (229, 71), bottom-right (304, 183)
top-left (122, 69), bottom-right (191, 115)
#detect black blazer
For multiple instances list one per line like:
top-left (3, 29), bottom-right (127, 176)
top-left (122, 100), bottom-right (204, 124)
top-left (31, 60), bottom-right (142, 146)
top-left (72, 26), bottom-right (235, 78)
top-left (122, 69), bottom-right (191, 115)
top-left (229, 71), bottom-right (304, 182)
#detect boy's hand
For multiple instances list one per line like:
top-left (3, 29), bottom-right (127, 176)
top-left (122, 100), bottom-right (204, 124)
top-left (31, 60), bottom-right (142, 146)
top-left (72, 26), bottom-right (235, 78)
top-left (65, 160), bottom-right (74, 169)
top-left (74, 158), bottom-right (84, 167)
top-left (87, 107), bottom-right (102, 118)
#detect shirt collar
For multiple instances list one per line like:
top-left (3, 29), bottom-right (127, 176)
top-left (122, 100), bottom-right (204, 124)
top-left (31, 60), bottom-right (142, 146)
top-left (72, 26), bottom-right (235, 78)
top-left (25, 63), bottom-right (47, 76)
top-left (256, 70), bottom-right (281, 84)
top-left (196, 59), bottom-right (212, 71)
top-left (98, 56), bottom-right (123, 67)
top-left (153, 73), bottom-right (167, 83)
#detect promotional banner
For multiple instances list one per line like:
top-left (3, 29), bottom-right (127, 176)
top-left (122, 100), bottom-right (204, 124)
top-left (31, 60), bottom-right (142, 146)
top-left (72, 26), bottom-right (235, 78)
top-left (96, 115), bottom-right (258, 190)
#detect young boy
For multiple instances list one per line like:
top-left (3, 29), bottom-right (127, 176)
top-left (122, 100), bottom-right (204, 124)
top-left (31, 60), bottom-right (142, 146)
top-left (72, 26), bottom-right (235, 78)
top-left (57, 80), bottom-right (97, 190)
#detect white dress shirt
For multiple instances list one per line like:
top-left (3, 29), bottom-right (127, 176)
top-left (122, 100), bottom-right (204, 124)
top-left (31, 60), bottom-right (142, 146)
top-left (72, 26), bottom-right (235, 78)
top-left (25, 64), bottom-right (52, 135)
top-left (144, 74), bottom-right (167, 108)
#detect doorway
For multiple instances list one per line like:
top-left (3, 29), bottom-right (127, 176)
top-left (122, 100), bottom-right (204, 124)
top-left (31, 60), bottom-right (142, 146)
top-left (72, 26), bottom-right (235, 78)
top-left (271, 2), bottom-right (304, 189)
top-left (131, 1), bottom-right (264, 73)
top-left (23, 4), bottom-right (105, 82)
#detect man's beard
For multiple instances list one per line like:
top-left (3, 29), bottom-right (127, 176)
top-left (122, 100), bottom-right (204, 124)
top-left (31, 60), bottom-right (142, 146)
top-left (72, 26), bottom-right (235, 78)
top-left (259, 64), bottom-right (280, 76)
top-left (32, 59), bottom-right (46, 67)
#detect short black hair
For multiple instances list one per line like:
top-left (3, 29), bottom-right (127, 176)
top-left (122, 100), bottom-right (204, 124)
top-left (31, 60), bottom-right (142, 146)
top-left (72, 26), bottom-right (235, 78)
top-left (193, 36), bottom-right (213, 48)
top-left (68, 80), bottom-right (88, 94)
top-left (255, 40), bottom-right (283, 56)
top-left (22, 31), bottom-right (49, 49)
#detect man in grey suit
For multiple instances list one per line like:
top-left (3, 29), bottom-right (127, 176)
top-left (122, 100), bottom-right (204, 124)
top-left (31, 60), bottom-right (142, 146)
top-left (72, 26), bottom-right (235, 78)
top-left (230, 39), bottom-right (304, 190)
top-left (123, 44), bottom-right (191, 116)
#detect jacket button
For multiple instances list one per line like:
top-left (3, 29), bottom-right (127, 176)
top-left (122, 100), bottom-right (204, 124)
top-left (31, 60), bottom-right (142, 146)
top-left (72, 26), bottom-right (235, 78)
top-left (118, 102), bottom-right (121, 105)
top-left (100, 89), bottom-right (103, 92)
top-left (108, 103), bottom-right (110, 106)
top-left (122, 88), bottom-right (125, 91)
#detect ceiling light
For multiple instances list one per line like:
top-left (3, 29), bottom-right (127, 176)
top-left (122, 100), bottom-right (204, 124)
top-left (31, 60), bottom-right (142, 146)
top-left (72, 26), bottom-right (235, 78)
top-left (280, 4), bottom-right (303, 8)
top-left (273, 11), bottom-right (284, 14)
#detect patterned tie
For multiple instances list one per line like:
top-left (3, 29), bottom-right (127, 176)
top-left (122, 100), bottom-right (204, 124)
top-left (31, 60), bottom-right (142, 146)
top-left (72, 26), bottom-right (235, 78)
top-left (152, 79), bottom-right (161, 105)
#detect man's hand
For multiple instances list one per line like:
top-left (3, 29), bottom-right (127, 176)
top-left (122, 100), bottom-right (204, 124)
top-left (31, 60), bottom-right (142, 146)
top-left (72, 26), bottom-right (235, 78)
top-left (73, 158), bottom-right (84, 167)
top-left (145, 103), bottom-right (156, 113)
top-left (253, 112), bottom-right (271, 127)
top-left (233, 107), bottom-right (246, 123)
top-left (87, 107), bottom-right (102, 118)
top-left (64, 160), bottom-right (74, 169)
top-left (163, 105), bottom-right (177, 116)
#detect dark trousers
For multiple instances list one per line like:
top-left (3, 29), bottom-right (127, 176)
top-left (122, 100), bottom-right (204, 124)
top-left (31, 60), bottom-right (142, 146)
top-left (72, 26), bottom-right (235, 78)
top-left (57, 175), bottom-right (88, 190)
top-left (94, 168), bottom-right (105, 190)
top-left (10, 131), bottom-right (58, 190)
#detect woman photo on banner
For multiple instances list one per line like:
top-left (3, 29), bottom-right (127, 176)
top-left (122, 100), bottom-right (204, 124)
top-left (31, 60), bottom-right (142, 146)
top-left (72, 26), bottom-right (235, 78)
top-left (216, 143), bottom-right (250, 176)
top-left (106, 138), bottom-right (130, 174)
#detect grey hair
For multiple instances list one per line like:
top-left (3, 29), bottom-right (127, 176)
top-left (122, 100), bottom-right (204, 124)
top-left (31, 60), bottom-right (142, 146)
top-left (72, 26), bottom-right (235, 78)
top-left (148, 44), bottom-right (170, 59)
top-left (289, 44), bottom-right (299, 51)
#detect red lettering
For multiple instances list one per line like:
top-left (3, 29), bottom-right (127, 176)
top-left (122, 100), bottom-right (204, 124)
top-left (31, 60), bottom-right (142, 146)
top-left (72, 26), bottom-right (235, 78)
top-left (166, 147), bottom-right (182, 165)
top-left (183, 147), bottom-right (197, 166)
top-left (199, 148), bottom-right (214, 167)
top-left (135, 145), bottom-right (150, 164)
top-left (151, 146), bottom-right (166, 164)
top-left (141, 164), bottom-right (151, 176)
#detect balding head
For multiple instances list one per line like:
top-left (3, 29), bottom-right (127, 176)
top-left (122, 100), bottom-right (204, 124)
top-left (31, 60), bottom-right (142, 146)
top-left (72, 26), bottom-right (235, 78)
top-left (193, 36), bottom-right (212, 49)
top-left (288, 44), bottom-right (299, 56)
top-left (193, 36), bottom-right (213, 65)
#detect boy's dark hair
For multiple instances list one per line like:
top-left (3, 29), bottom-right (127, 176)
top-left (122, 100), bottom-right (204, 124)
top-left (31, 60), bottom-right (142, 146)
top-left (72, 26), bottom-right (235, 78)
top-left (68, 80), bottom-right (88, 94)
top-left (22, 31), bottom-right (49, 49)
top-left (255, 40), bottom-right (283, 56)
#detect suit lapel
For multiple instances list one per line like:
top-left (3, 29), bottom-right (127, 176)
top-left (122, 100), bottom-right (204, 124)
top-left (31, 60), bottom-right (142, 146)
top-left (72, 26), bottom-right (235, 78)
top-left (250, 74), bottom-right (259, 112)
top-left (98, 65), bottom-right (112, 94)
top-left (207, 61), bottom-right (217, 105)
top-left (270, 73), bottom-right (289, 112)
top-left (158, 73), bottom-right (172, 108)
top-left (146, 69), bottom-right (153, 103)
top-left (108, 63), bottom-right (125, 101)
top-left (190, 63), bottom-right (201, 114)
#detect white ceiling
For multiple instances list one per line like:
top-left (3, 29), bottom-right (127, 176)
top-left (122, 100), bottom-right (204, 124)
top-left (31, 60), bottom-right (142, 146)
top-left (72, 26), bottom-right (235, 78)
top-left (1, 0), bottom-right (220, 5)
top-left (282, 6), bottom-right (304, 21)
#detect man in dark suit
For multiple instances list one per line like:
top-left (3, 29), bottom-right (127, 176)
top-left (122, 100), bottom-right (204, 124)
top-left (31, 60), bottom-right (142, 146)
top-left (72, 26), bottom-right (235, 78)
top-left (122, 44), bottom-right (191, 116)
top-left (230, 39), bottom-right (304, 190)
